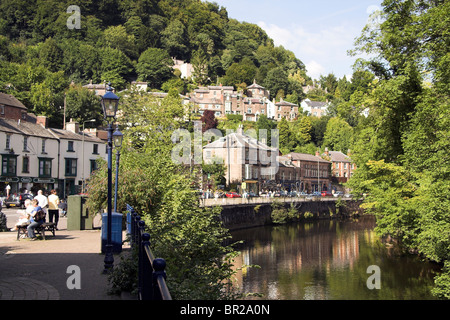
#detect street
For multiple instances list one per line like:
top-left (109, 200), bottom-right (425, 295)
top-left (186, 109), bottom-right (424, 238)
top-left (1, 206), bottom-right (24, 230)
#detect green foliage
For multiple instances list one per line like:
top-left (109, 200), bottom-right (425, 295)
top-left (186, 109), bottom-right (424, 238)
top-left (347, 0), bottom-right (450, 299)
top-left (271, 202), bottom-right (300, 224)
top-left (86, 91), bottom-right (240, 300)
top-left (137, 48), bottom-right (173, 89)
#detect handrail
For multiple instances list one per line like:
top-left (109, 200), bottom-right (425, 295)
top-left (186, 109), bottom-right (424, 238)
top-left (127, 204), bottom-right (172, 300)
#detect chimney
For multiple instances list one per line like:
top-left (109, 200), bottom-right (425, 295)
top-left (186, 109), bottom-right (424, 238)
top-left (315, 150), bottom-right (320, 157)
top-left (36, 116), bottom-right (48, 128)
top-left (325, 147), bottom-right (329, 156)
top-left (66, 119), bottom-right (80, 133)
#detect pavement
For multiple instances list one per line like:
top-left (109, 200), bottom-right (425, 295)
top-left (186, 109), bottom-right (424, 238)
top-left (0, 211), bottom-right (135, 300)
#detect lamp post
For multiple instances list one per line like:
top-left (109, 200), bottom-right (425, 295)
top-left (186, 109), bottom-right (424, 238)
top-left (100, 83), bottom-right (120, 273)
top-left (113, 128), bottom-right (123, 213)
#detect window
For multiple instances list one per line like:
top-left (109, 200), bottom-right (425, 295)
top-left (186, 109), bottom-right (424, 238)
top-left (41, 139), bottom-right (46, 154)
top-left (68, 141), bottom-right (74, 152)
top-left (39, 158), bottom-right (52, 177)
top-left (245, 164), bottom-right (252, 179)
top-left (22, 156), bottom-right (29, 173)
top-left (23, 136), bottom-right (29, 152)
top-left (2, 155), bottom-right (17, 176)
top-left (90, 159), bottom-right (98, 173)
top-left (0, 105), bottom-right (4, 115)
top-left (5, 134), bottom-right (11, 150)
top-left (93, 144), bottom-right (99, 154)
top-left (65, 158), bottom-right (77, 176)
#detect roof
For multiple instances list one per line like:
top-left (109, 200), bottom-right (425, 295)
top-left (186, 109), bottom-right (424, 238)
top-left (286, 152), bottom-right (331, 163)
top-left (247, 80), bottom-right (265, 90)
top-left (204, 130), bottom-right (277, 153)
top-left (324, 151), bottom-right (352, 162)
top-left (0, 119), bottom-right (56, 139)
top-left (303, 100), bottom-right (328, 108)
top-left (0, 92), bottom-right (27, 110)
top-left (49, 128), bottom-right (104, 143)
top-left (275, 99), bottom-right (298, 107)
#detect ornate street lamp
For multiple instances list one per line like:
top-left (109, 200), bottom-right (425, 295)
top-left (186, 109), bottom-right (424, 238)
top-left (113, 128), bottom-right (123, 213)
top-left (100, 83), bottom-right (120, 273)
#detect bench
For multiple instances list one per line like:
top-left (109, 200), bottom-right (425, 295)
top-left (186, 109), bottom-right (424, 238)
top-left (17, 222), bottom-right (56, 240)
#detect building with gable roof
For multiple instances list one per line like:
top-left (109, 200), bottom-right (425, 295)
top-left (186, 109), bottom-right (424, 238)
top-left (203, 126), bottom-right (278, 193)
top-left (0, 93), bottom-right (107, 198)
top-left (301, 98), bottom-right (330, 118)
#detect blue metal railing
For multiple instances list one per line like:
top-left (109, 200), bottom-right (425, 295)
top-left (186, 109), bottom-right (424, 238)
top-left (127, 204), bottom-right (172, 300)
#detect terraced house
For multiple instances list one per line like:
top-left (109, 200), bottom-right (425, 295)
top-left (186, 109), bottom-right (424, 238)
top-left (0, 93), bottom-right (107, 198)
top-left (191, 80), bottom-right (296, 122)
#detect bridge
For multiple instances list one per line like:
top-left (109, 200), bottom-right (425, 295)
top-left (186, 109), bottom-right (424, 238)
top-left (200, 196), bottom-right (355, 207)
top-left (200, 196), bottom-right (362, 230)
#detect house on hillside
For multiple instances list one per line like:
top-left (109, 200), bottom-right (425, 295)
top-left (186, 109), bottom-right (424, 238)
top-left (301, 98), bottom-right (329, 117)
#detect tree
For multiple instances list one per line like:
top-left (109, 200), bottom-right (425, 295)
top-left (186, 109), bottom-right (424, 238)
top-left (277, 117), bottom-right (293, 154)
top-left (200, 110), bottom-right (218, 133)
top-left (86, 91), bottom-right (240, 299)
top-left (161, 19), bottom-right (189, 60)
top-left (65, 85), bottom-right (103, 125)
top-left (348, 0), bottom-right (450, 299)
top-left (136, 48), bottom-right (173, 89)
top-left (264, 67), bottom-right (288, 100)
top-left (323, 117), bottom-right (353, 152)
top-left (222, 57), bottom-right (257, 89)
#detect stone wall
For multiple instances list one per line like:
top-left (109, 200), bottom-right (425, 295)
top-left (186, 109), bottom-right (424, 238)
top-left (219, 200), bottom-right (363, 231)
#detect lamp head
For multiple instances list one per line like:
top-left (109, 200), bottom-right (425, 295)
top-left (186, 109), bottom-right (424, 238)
top-left (101, 83), bottom-right (120, 120)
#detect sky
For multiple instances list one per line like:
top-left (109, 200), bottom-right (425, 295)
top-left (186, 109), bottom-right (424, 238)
top-left (213, 0), bottom-right (383, 80)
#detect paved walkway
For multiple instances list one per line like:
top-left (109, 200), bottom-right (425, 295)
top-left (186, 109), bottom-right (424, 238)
top-left (0, 215), bottom-right (135, 300)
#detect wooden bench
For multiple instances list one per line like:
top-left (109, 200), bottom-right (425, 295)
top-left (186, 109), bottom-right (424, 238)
top-left (17, 222), bottom-right (56, 240)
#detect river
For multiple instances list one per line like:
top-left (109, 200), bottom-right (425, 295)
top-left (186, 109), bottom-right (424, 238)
top-left (230, 215), bottom-right (441, 300)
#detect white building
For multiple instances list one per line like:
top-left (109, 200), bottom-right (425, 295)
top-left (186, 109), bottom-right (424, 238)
top-left (300, 98), bottom-right (329, 118)
top-left (0, 93), bottom-right (107, 198)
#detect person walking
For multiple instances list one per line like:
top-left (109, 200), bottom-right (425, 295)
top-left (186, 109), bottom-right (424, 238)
top-left (47, 189), bottom-right (60, 229)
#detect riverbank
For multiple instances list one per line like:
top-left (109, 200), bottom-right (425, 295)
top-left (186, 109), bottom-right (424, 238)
top-left (219, 199), bottom-right (364, 231)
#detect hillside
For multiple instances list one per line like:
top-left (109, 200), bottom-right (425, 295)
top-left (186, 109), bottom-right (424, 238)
top-left (0, 0), bottom-right (313, 127)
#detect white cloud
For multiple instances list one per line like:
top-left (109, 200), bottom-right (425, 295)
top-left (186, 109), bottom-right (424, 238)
top-left (305, 60), bottom-right (326, 80)
top-left (257, 20), bottom-right (360, 79)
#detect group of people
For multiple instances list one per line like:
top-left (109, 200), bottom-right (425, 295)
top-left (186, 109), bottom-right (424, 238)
top-left (11, 189), bottom-right (66, 241)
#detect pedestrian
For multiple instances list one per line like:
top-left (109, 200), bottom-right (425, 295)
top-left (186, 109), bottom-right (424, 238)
top-left (27, 199), bottom-right (44, 240)
top-left (34, 190), bottom-right (48, 215)
top-left (47, 189), bottom-right (60, 229)
top-left (58, 199), bottom-right (67, 217)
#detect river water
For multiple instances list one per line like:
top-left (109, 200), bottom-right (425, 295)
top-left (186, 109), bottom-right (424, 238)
top-left (230, 215), bottom-right (441, 300)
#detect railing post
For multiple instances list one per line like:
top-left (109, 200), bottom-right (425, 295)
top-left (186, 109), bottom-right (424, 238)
top-left (134, 215), bottom-right (141, 246)
top-left (130, 210), bottom-right (137, 246)
top-left (140, 233), bottom-right (153, 300)
top-left (153, 258), bottom-right (167, 300)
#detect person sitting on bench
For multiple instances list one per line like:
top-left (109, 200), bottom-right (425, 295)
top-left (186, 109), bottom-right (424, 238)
top-left (11, 199), bottom-right (33, 231)
top-left (27, 199), bottom-right (45, 241)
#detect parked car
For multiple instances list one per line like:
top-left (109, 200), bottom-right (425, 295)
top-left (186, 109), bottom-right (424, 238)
top-left (298, 192), bottom-right (308, 197)
top-left (311, 191), bottom-right (322, 197)
top-left (226, 192), bottom-right (241, 198)
top-left (4, 193), bottom-right (34, 208)
top-left (321, 190), bottom-right (332, 197)
top-left (247, 191), bottom-right (258, 198)
top-left (333, 191), bottom-right (344, 197)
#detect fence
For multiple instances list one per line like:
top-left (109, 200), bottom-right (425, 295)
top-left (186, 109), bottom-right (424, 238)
top-left (127, 204), bottom-right (172, 300)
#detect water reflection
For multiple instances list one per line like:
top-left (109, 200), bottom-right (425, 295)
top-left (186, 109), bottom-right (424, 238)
top-left (230, 216), bottom-right (440, 300)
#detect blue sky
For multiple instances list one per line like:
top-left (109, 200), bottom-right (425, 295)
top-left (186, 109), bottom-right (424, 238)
top-left (213, 0), bottom-right (383, 80)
